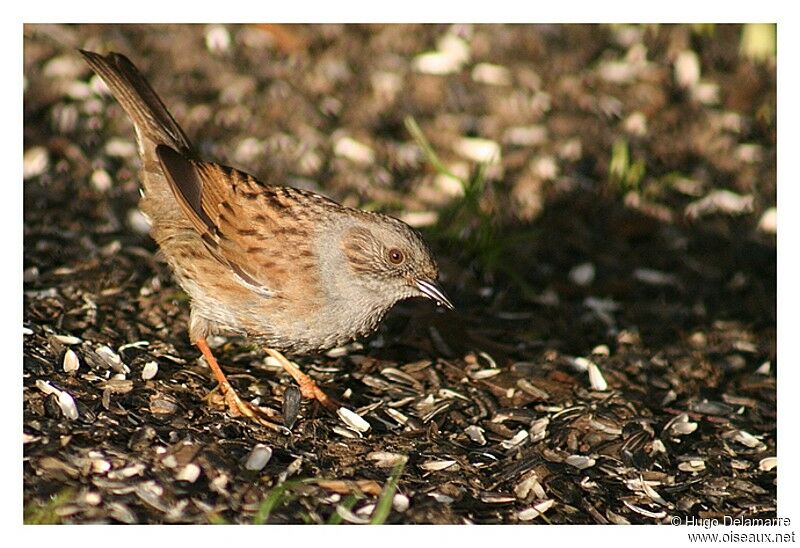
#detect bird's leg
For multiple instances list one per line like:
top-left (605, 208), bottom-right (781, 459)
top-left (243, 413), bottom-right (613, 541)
top-left (195, 338), bottom-right (285, 431)
top-left (265, 348), bottom-right (338, 412)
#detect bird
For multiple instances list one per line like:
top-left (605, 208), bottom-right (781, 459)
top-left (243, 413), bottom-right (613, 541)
top-left (80, 49), bottom-right (453, 431)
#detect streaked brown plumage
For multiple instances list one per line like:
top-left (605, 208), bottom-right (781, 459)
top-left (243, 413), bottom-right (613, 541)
top-left (80, 49), bottom-right (452, 429)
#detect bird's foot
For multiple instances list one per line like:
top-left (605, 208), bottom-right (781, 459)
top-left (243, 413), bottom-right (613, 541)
top-left (265, 348), bottom-right (339, 412)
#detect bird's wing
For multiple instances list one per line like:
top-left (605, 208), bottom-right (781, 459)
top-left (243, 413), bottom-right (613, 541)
top-left (155, 144), bottom-right (330, 296)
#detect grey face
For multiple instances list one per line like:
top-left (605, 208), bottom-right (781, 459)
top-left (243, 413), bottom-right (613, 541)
top-left (341, 218), bottom-right (454, 310)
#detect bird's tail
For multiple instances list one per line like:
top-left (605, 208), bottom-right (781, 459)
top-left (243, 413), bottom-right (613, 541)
top-left (80, 49), bottom-right (193, 156)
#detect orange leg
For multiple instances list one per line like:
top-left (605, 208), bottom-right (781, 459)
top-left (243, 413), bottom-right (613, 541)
top-left (265, 348), bottom-right (338, 412)
top-left (195, 338), bottom-right (285, 431)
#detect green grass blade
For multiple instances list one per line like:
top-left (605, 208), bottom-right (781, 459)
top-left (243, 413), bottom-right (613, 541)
top-left (327, 494), bottom-right (360, 525)
top-left (370, 459), bottom-right (406, 524)
top-left (404, 116), bottom-right (462, 183)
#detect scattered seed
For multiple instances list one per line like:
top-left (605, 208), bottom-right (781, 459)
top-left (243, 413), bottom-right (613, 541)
top-left (96, 345), bottom-right (130, 374)
top-left (91, 458), bottom-right (111, 474)
top-left (332, 426), bottom-right (360, 439)
top-left (468, 368), bottom-right (502, 380)
top-left (392, 493), bottom-right (410, 513)
top-left (23, 146), bottom-right (49, 179)
top-left (428, 492), bottom-right (455, 504)
top-left (108, 463), bottom-right (145, 479)
top-left (732, 430), bottom-right (765, 449)
top-left (480, 492), bottom-right (516, 504)
top-left (84, 492), bottom-right (102, 506)
top-left (57, 390), bottom-right (79, 420)
top-left (149, 397), bottom-right (177, 415)
top-left (501, 429), bottom-right (529, 449)
top-left (633, 268), bottom-right (678, 287)
top-left (62, 349), bottom-right (80, 373)
top-left (642, 481), bottom-right (667, 505)
top-left (515, 472), bottom-right (546, 500)
top-left (35, 379), bottom-right (60, 396)
top-left (420, 459), bottom-right (458, 472)
top-left (465, 425), bottom-right (486, 445)
top-left (141, 361), bottom-right (158, 380)
top-left (366, 451), bottom-right (407, 468)
top-left (205, 24), bottom-right (231, 54)
top-left (516, 379), bottom-right (550, 399)
top-left (176, 463), bottom-right (201, 483)
top-left (325, 346), bottom-right (349, 358)
top-left (666, 413), bottom-right (698, 437)
top-left (565, 455), bottom-right (596, 470)
top-left (244, 444), bottom-right (273, 471)
top-left (678, 459), bottom-right (706, 472)
top-left (587, 361), bottom-right (608, 391)
top-left (569, 262), bottom-right (595, 286)
top-left (454, 137), bottom-right (501, 164)
top-left (54, 334), bottom-right (81, 345)
top-left (471, 62), bottom-right (512, 86)
top-left (622, 500), bottom-right (666, 519)
top-left (759, 457), bottom-right (777, 471)
top-left (518, 499), bottom-right (554, 521)
top-left (384, 408), bottom-right (409, 425)
top-left (335, 504), bottom-right (371, 524)
top-left (337, 407), bottom-right (371, 433)
top-left (282, 385), bottom-right (302, 430)
top-left (334, 136), bottom-right (375, 165)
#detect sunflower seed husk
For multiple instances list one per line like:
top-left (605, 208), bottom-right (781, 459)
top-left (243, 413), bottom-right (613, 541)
top-left (480, 492), bottom-right (516, 504)
top-left (35, 379), bottom-right (60, 396)
top-left (732, 429), bottom-right (765, 449)
top-left (622, 500), bottom-right (666, 519)
top-left (335, 504), bottom-right (371, 524)
top-left (54, 334), bottom-right (82, 345)
top-left (678, 459), bottom-right (706, 472)
top-left (468, 368), bottom-right (502, 380)
top-left (282, 385), bottom-right (302, 430)
top-left (515, 472), bottom-right (546, 500)
top-left (96, 345), bottom-right (130, 374)
top-left (759, 457), bottom-right (777, 471)
top-left (420, 459), bottom-right (458, 472)
top-left (141, 361), bottom-right (158, 380)
top-left (529, 417), bottom-right (550, 442)
top-left (366, 451), bottom-right (407, 468)
top-left (587, 360), bottom-right (608, 391)
top-left (176, 463), bottom-right (201, 483)
top-left (57, 390), bottom-right (79, 420)
top-left (516, 379), bottom-right (550, 399)
top-left (63, 349), bottom-right (80, 373)
top-left (465, 425), bottom-right (486, 445)
top-left (565, 455), bottom-right (596, 470)
top-left (337, 407), bottom-right (371, 433)
top-left (332, 426), bottom-right (361, 439)
top-left (518, 499), bottom-right (554, 521)
top-left (501, 430), bottom-right (529, 449)
top-left (244, 444), bottom-right (273, 471)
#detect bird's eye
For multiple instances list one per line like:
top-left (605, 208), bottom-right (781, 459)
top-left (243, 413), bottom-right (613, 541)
top-left (387, 248), bottom-right (405, 265)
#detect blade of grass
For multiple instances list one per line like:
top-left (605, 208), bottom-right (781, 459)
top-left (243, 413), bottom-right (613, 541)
top-left (370, 458), bottom-right (406, 524)
top-left (327, 494), bottom-right (361, 525)
top-left (404, 116), bottom-right (462, 183)
top-left (253, 479), bottom-right (309, 524)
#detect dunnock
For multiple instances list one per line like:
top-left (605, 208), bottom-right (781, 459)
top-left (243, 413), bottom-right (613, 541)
top-left (80, 50), bottom-right (452, 430)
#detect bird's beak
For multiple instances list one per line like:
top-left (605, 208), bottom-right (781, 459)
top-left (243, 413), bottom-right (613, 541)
top-left (414, 279), bottom-right (455, 310)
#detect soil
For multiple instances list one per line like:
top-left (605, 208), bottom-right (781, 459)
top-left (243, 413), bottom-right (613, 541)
top-left (23, 24), bottom-right (776, 524)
